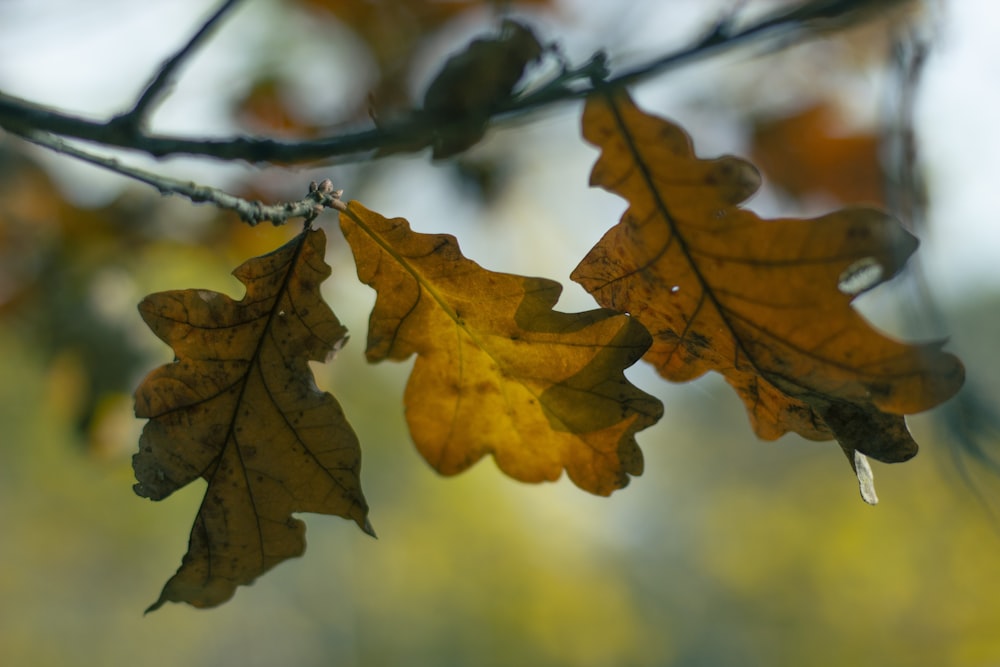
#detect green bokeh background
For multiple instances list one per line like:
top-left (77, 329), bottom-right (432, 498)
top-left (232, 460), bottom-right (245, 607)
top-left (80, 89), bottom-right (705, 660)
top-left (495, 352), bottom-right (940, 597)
top-left (3, 301), bottom-right (998, 666)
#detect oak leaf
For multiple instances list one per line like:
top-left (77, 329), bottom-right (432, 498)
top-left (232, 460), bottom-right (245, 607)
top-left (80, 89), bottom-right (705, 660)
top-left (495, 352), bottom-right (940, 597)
top-left (571, 89), bottom-right (964, 501)
top-left (295, 1), bottom-right (554, 123)
top-left (339, 201), bottom-right (662, 495)
top-left (133, 228), bottom-right (370, 611)
top-left (420, 19), bottom-right (543, 158)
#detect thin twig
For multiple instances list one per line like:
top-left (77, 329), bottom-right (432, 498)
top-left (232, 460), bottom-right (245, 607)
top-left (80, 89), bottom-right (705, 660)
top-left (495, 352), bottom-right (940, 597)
top-left (596, 0), bottom-right (912, 93)
top-left (112, 0), bottom-right (246, 131)
top-left (0, 0), bottom-right (904, 165)
top-left (17, 130), bottom-right (342, 226)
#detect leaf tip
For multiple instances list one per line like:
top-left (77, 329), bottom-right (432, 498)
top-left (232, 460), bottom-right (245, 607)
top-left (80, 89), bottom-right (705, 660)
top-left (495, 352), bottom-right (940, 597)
top-left (143, 594), bottom-right (167, 615)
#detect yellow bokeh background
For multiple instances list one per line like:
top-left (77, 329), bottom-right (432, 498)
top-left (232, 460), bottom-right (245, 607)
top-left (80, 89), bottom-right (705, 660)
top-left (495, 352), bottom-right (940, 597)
top-left (3, 305), bottom-right (999, 665)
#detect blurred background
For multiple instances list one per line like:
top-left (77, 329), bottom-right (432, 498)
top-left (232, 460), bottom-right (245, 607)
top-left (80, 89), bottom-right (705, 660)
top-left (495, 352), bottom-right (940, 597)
top-left (2, 0), bottom-right (1000, 665)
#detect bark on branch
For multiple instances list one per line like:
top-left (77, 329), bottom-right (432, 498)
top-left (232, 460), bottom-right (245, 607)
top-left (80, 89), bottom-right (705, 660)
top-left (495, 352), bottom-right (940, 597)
top-left (0, 0), bottom-right (906, 166)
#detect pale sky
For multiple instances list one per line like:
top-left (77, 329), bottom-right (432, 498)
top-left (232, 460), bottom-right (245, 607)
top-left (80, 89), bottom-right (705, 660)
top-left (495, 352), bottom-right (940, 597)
top-left (0, 0), bottom-right (997, 302)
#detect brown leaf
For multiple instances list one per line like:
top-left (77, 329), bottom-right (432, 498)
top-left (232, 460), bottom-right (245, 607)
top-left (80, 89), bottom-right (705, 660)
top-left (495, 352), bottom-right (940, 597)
top-left (296, 1), bottom-right (554, 122)
top-left (750, 103), bottom-right (884, 205)
top-left (339, 201), bottom-right (662, 495)
top-left (233, 77), bottom-right (320, 138)
top-left (133, 228), bottom-right (370, 611)
top-left (571, 89), bottom-right (964, 501)
top-left (420, 19), bottom-right (544, 158)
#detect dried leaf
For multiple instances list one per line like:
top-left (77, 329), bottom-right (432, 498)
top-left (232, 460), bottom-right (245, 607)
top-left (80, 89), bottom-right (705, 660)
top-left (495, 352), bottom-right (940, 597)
top-left (339, 201), bottom-right (662, 495)
top-left (750, 103), bottom-right (884, 205)
top-left (133, 228), bottom-right (370, 611)
top-left (233, 77), bottom-right (320, 138)
top-left (295, 1), bottom-right (554, 121)
top-left (571, 89), bottom-right (964, 501)
top-left (420, 19), bottom-right (544, 158)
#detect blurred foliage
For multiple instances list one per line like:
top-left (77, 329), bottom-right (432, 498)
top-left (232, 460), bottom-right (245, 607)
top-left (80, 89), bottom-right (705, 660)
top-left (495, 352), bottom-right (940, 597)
top-left (230, 0), bottom-right (557, 132)
top-left (0, 142), bottom-right (299, 453)
top-left (750, 102), bottom-right (885, 206)
top-left (234, 76), bottom-right (324, 138)
top-left (1, 1), bottom-right (999, 666)
top-left (3, 316), bottom-right (1000, 666)
top-left (293, 0), bottom-right (555, 113)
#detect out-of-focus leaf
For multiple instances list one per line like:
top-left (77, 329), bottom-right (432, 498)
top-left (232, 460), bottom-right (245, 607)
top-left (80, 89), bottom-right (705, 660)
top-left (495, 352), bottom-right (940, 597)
top-left (233, 77), bottom-right (321, 138)
top-left (420, 19), bottom-right (543, 158)
top-left (339, 201), bottom-right (662, 495)
top-left (0, 147), bottom-right (162, 439)
top-left (750, 103), bottom-right (884, 205)
top-left (372, 19), bottom-right (545, 159)
top-left (571, 89), bottom-right (964, 501)
top-left (298, 0), bottom-right (554, 115)
top-left (133, 228), bottom-right (370, 611)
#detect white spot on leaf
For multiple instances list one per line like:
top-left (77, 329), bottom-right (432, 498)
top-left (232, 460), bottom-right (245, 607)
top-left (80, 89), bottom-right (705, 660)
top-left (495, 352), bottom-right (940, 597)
top-left (838, 258), bottom-right (884, 295)
top-left (854, 450), bottom-right (878, 505)
top-left (196, 289), bottom-right (219, 303)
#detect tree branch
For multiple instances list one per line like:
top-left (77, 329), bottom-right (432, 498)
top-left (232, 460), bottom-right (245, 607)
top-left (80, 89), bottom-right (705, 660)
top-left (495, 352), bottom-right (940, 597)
top-left (587, 0), bottom-right (910, 94)
top-left (0, 0), bottom-right (907, 166)
top-left (111, 0), bottom-right (246, 132)
top-left (17, 130), bottom-right (343, 226)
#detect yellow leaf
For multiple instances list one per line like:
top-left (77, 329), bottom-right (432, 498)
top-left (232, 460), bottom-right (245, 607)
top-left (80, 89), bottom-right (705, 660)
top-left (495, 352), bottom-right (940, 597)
top-left (133, 228), bottom-right (370, 611)
top-left (571, 89), bottom-right (964, 500)
top-left (339, 201), bottom-right (662, 496)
